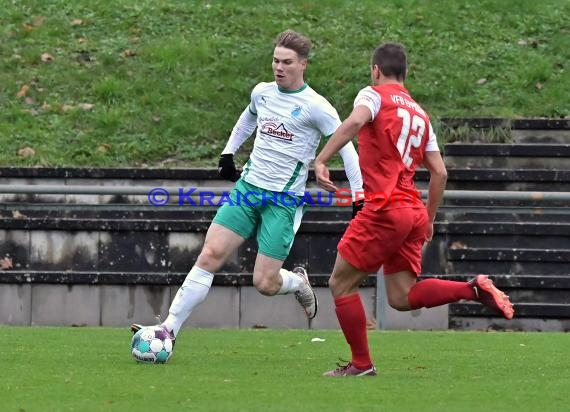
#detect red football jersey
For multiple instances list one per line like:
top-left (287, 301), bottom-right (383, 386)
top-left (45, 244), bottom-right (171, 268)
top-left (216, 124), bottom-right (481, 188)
top-left (358, 83), bottom-right (431, 210)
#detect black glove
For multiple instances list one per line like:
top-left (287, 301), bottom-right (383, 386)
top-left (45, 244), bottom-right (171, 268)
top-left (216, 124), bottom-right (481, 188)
top-left (352, 199), bottom-right (364, 219)
top-left (218, 154), bottom-right (241, 182)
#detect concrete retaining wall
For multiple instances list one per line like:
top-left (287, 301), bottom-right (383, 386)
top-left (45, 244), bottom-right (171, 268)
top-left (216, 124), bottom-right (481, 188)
top-left (0, 283), bottom-right (380, 330)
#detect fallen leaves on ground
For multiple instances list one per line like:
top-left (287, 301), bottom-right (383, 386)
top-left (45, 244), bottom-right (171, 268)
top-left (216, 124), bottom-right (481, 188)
top-left (17, 147), bottom-right (35, 158)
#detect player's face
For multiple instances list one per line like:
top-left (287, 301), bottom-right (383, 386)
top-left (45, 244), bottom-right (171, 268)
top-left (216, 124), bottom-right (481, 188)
top-left (272, 47), bottom-right (307, 91)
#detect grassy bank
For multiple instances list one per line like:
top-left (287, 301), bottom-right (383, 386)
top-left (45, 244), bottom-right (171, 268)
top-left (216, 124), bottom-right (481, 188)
top-left (1, 0), bottom-right (568, 167)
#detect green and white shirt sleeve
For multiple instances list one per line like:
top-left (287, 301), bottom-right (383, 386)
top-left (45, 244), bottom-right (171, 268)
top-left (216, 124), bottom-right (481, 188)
top-left (337, 142), bottom-right (363, 201)
top-left (221, 92), bottom-right (258, 155)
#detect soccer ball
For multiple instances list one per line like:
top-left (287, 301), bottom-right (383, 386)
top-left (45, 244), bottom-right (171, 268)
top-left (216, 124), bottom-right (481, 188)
top-left (130, 326), bottom-right (174, 364)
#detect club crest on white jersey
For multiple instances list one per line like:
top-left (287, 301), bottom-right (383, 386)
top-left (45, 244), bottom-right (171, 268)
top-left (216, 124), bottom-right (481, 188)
top-left (242, 82), bottom-right (341, 195)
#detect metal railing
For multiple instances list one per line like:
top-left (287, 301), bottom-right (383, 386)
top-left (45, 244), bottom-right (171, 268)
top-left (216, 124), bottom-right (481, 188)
top-left (0, 184), bottom-right (570, 202)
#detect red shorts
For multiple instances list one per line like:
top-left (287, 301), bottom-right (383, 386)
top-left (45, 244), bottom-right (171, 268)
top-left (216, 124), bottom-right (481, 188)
top-left (338, 205), bottom-right (429, 275)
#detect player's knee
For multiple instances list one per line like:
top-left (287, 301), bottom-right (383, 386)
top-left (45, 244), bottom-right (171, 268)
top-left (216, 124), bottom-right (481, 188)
top-left (328, 274), bottom-right (357, 296)
top-left (387, 294), bottom-right (411, 311)
top-left (197, 245), bottom-right (225, 271)
top-left (253, 274), bottom-right (280, 296)
top-left (328, 275), bottom-right (341, 294)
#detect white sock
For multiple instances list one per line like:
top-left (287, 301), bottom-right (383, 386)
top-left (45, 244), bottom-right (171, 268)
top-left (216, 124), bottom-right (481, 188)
top-left (162, 266), bottom-right (214, 336)
top-left (276, 268), bottom-right (304, 295)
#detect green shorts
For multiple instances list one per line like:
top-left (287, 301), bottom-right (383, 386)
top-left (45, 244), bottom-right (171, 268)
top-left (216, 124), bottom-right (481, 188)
top-left (212, 179), bottom-right (305, 261)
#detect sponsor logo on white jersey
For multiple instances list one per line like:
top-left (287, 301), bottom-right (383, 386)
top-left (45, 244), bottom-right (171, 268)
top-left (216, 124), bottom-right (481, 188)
top-left (260, 122), bottom-right (294, 141)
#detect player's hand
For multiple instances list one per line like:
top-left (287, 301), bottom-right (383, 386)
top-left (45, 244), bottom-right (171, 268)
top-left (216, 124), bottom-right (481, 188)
top-left (314, 161), bottom-right (337, 192)
top-left (352, 199), bottom-right (364, 219)
top-left (218, 154), bottom-right (241, 182)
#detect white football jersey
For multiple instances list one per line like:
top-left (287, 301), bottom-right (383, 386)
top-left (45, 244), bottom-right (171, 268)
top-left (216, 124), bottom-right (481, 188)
top-left (241, 82), bottom-right (341, 195)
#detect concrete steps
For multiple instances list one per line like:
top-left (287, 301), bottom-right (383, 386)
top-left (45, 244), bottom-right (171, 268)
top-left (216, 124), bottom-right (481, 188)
top-left (444, 143), bottom-right (570, 169)
top-left (446, 247), bottom-right (570, 276)
top-left (426, 273), bottom-right (570, 331)
top-left (1, 118), bottom-right (570, 330)
top-left (441, 118), bottom-right (570, 144)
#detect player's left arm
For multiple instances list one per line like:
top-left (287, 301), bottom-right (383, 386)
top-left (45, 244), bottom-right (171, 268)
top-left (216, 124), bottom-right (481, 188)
top-left (422, 123), bottom-right (447, 240)
top-left (315, 106), bottom-right (371, 191)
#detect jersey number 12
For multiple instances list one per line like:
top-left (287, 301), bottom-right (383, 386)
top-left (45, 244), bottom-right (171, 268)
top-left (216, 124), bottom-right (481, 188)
top-left (396, 107), bottom-right (426, 167)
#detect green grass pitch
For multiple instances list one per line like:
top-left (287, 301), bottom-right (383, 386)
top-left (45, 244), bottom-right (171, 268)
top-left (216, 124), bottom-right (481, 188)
top-left (1, 327), bottom-right (569, 412)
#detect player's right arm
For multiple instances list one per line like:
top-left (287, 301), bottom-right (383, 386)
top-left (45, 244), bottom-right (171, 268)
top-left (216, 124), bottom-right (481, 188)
top-left (314, 86), bottom-right (378, 192)
top-left (218, 86), bottom-right (260, 181)
top-left (221, 105), bottom-right (258, 155)
top-left (314, 105), bottom-right (371, 192)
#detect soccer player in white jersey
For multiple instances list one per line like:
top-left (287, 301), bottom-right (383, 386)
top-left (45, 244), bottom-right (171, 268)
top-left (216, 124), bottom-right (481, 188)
top-left (132, 30), bottom-right (363, 342)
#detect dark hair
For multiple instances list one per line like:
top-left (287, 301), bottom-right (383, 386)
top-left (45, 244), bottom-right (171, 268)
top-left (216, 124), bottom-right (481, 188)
top-left (274, 30), bottom-right (311, 59)
top-left (372, 42), bottom-right (407, 81)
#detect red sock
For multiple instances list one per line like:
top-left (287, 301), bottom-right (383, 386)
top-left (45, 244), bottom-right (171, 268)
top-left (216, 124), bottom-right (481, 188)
top-left (408, 278), bottom-right (477, 309)
top-left (334, 293), bottom-right (373, 370)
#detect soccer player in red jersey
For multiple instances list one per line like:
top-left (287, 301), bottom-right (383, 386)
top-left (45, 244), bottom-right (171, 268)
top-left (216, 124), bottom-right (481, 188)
top-left (314, 42), bottom-right (514, 377)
